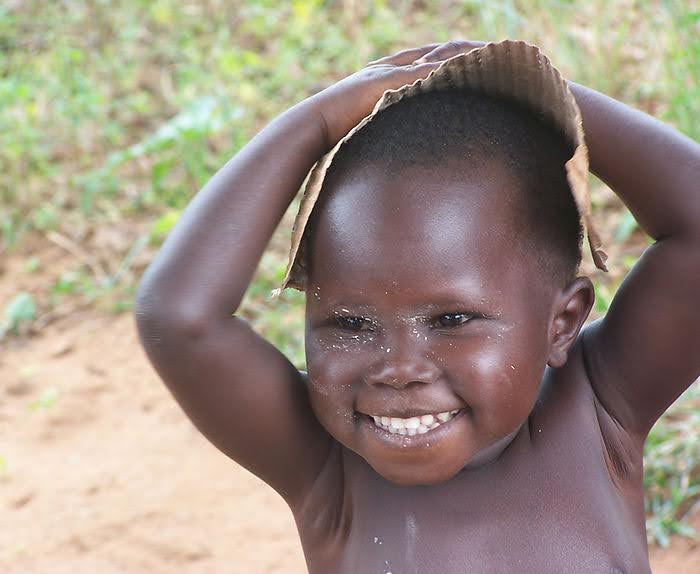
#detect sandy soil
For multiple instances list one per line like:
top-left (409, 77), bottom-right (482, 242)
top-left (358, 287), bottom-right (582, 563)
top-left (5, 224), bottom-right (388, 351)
top-left (1, 291), bottom-right (698, 572)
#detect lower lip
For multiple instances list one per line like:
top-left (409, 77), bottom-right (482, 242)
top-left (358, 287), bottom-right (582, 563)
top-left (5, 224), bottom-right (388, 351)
top-left (361, 411), bottom-right (464, 447)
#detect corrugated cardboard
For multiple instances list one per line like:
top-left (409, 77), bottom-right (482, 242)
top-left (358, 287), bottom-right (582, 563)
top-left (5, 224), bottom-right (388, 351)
top-left (279, 40), bottom-right (608, 292)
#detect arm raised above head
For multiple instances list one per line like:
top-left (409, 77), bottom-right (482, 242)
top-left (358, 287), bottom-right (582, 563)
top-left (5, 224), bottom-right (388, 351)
top-left (570, 82), bottom-right (700, 436)
top-left (134, 96), bottom-right (332, 506)
top-left (134, 50), bottom-right (445, 507)
top-left (359, 37), bottom-right (700, 437)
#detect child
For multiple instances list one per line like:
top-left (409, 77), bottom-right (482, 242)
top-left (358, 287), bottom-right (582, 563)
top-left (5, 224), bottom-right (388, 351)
top-left (135, 39), bottom-right (700, 573)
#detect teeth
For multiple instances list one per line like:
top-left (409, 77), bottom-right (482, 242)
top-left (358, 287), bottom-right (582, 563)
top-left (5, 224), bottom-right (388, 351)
top-left (404, 417), bottom-right (420, 430)
top-left (370, 409), bottom-right (461, 436)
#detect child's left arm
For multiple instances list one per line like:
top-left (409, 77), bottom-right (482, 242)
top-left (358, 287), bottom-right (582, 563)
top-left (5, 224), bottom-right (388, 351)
top-left (568, 82), bottom-right (700, 436)
top-left (415, 41), bottom-right (700, 436)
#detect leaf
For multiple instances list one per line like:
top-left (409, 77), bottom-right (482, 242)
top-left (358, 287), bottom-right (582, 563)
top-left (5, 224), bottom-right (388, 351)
top-left (149, 211), bottom-right (181, 244)
top-left (28, 387), bottom-right (59, 411)
top-left (2, 292), bottom-right (36, 336)
top-left (105, 96), bottom-right (244, 168)
top-left (615, 211), bottom-right (638, 243)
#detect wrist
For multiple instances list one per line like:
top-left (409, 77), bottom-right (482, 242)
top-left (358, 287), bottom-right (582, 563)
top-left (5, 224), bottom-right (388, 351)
top-left (291, 93), bottom-right (334, 154)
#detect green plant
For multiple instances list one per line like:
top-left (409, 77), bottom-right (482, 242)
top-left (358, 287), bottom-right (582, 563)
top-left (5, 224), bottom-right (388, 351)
top-left (1, 292), bottom-right (36, 338)
top-left (644, 384), bottom-right (700, 546)
top-left (1, 0), bottom-right (699, 546)
top-left (28, 387), bottom-right (60, 411)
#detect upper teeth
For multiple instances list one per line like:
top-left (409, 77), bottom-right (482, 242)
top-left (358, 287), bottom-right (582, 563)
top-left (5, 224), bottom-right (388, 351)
top-left (371, 410), bottom-right (460, 436)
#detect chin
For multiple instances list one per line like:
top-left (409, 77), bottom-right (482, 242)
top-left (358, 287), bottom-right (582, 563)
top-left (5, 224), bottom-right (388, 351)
top-left (383, 472), bottom-right (453, 487)
top-left (369, 455), bottom-right (468, 487)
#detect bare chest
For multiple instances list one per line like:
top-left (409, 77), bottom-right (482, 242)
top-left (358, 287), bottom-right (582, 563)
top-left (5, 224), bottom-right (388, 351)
top-left (296, 405), bottom-right (649, 573)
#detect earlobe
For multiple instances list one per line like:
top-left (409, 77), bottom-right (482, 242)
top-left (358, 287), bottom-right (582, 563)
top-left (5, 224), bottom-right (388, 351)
top-left (547, 277), bottom-right (595, 368)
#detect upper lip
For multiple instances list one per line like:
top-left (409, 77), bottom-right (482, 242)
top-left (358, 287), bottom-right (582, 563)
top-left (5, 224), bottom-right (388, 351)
top-left (359, 408), bottom-right (463, 418)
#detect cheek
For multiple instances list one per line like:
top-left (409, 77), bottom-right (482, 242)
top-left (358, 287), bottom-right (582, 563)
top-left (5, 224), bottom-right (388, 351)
top-left (305, 339), bottom-right (360, 434)
top-left (306, 336), bottom-right (352, 393)
top-left (444, 333), bottom-right (547, 420)
top-left (305, 327), bottom-right (379, 389)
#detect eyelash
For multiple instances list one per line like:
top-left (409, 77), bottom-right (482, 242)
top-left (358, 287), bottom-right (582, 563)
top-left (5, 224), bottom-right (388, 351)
top-left (430, 312), bottom-right (475, 329)
top-left (334, 315), bottom-right (376, 332)
top-left (333, 312), bottom-right (478, 332)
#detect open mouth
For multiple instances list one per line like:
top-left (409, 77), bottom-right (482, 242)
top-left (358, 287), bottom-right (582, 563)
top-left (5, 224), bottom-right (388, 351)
top-left (368, 410), bottom-right (461, 436)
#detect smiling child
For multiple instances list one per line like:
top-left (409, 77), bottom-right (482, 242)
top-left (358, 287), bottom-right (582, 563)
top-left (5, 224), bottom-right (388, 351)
top-left (135, 40), bottom-right (700, 573)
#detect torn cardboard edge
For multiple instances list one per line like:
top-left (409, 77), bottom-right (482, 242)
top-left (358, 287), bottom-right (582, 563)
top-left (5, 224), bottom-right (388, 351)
top-left (276, 39), bottom-right (608, 295)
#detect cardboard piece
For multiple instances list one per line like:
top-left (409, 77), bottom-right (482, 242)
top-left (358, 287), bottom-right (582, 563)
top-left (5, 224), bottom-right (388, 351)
top-left (279, 40), bottom-right (608, 292)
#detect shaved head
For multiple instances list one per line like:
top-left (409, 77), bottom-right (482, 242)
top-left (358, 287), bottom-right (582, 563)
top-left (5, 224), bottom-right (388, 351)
top-left (306, 90), bottom-right (583, 284)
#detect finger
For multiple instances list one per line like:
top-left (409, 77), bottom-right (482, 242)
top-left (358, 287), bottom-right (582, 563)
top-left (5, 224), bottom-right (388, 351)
top-left (413, 40), bottom-right (486, 64)
top-left (367, 43), bottom-right (442, 67)
top-left (390, 60), bottom-right (443, 82)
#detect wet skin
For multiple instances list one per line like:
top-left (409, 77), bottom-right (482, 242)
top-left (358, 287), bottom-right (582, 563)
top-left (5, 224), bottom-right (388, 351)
top-left (135, 50), bottom-right (700, 572)
top-left (305, 161), bottom-right (558, 485)
top-left (298, 162), bottom-right (651, 571)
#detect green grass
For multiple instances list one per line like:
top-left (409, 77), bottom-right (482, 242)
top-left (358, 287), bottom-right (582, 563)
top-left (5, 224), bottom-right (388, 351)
top-left (1, 0), bottom-right (698, 546)
top-left (645, 383), bottom-right (700, 546)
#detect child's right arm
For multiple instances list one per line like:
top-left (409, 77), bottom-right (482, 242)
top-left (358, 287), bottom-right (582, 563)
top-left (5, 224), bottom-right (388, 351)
top-left (134, 46), bottom-right (445, 508)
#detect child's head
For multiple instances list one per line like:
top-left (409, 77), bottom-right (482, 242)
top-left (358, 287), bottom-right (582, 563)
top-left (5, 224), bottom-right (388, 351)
top-left (302, 90), bottom-right (595, 485)
top-left (313, 90), bottom-right (584, 284)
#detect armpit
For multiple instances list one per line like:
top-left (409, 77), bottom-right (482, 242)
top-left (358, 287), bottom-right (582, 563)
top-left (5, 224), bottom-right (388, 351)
top-left (592, 394), bottom-right (644, 487)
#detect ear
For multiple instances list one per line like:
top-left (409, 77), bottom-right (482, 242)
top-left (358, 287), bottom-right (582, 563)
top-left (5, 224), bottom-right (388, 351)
top-left (547, 277), bottom-right (595, 368)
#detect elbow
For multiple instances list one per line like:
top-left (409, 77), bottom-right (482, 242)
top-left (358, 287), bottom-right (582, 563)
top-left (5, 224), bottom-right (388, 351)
top-left (133, 274), bottom-right (210, 342)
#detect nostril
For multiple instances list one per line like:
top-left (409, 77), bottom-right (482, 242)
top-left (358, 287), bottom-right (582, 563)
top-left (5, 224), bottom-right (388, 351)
top-left (364, 358), bottom-right (439, 388)
top-left (366, 376), bottom-right (427, 389)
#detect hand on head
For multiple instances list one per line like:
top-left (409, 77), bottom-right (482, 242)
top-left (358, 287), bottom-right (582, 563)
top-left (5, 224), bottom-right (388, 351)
top-left (312, 41), bottom-right (485, 149)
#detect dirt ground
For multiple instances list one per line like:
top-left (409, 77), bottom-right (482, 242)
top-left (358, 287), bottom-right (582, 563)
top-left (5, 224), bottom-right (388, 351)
top-left (1, 274), bottom-right (699, 572)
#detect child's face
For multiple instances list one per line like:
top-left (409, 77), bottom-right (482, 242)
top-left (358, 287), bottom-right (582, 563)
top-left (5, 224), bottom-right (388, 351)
top-left (305, 161), bottom-right (559, 486)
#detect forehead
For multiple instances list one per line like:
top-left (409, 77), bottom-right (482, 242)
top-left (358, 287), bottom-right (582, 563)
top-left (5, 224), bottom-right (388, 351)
top-left (309, 161), bottom-right (531, 295)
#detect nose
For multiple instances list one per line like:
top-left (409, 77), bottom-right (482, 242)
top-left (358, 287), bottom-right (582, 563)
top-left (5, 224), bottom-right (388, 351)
top-left (364, 329), bottom-right (441, 389)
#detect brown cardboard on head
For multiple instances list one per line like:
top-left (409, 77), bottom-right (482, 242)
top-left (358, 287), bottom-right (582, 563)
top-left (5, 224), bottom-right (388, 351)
top-left (279, 40), bottom-right (608, 293)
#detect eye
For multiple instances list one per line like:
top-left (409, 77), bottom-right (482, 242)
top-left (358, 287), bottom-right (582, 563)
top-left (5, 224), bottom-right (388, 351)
top-left (335, 315), bottom-right (375, 332)
top-left (432, 312), bottom-right (473, 328)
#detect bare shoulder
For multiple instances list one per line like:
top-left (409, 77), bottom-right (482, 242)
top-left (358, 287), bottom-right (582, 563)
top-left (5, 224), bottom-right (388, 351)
top-left (531, 332), bottom-right (645, 484)
top-left (135, 309), bottom-right (335, 507)
top-left (292, 441), bottom-right (350, 561)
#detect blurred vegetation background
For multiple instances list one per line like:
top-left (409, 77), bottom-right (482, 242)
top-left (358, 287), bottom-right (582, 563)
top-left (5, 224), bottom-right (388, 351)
top-left (1, 0), bottom-right (698, 548)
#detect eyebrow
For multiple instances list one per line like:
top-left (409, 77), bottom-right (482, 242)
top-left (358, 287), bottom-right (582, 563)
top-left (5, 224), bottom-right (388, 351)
top-left (323, 303), bottom-right (379, 316)
top-left (319, 292), bottom-right (502, 318)
top-left (310, 268), bottom-right (505, 309)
